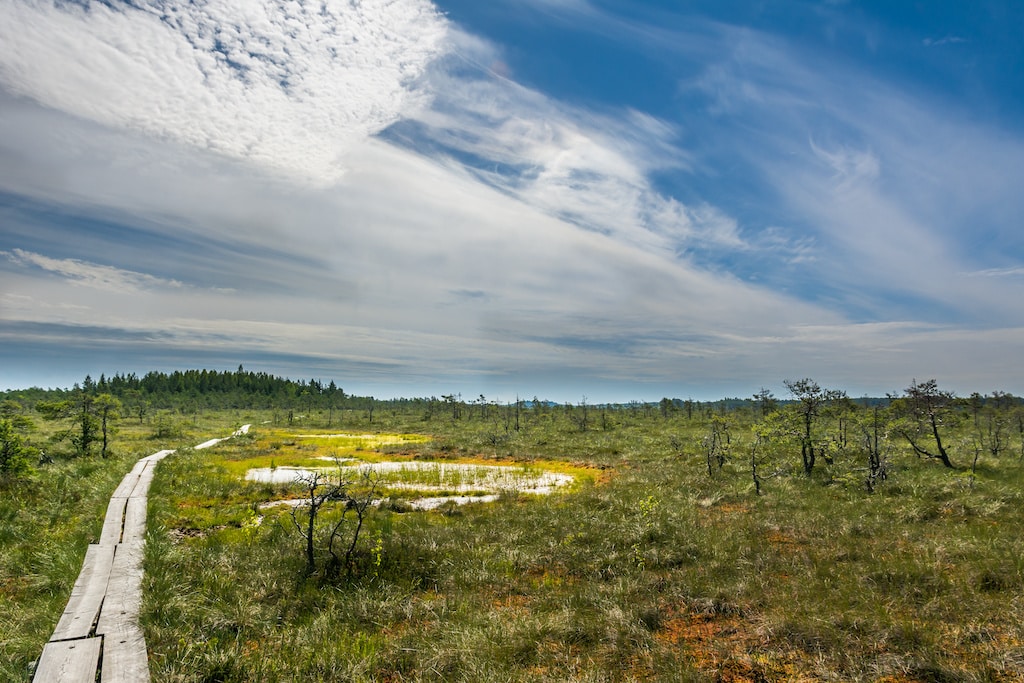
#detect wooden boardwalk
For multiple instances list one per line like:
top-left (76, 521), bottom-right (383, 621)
top-left (33, 426), bottom-right (249, 682)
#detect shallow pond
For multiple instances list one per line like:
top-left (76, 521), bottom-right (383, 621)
top-left (247, 460), bottom-right (575, 509)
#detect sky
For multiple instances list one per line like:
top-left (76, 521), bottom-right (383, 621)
top-left (1, 0), bottom-right (1023, 403)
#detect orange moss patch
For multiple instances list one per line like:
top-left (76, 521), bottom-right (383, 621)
top-left (0, 575), bottom-right (30, 597)
top-left (697, 500), bottom-right (751, 520)
top-left (655, 608), bottom-right (818, 682)
top-left (491, 594), bottom-right (531, 610)
top-left (766, 530), bottom-right (800, 547)
top-left (656, 611), bottom-right (745, 648)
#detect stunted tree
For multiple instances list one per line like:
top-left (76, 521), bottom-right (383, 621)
top-left (749, 418), bottom-right (789, 495)
top-left (975, 391), bottom-right (1014, 459)
top-left (574, 395), bottom-right (590, 432)
top-left (289, 463), bottom-right (380, 577)
top-left (37, 378), bottom-right (101, 457)
top-left (857, 405), bottom-right (889, 492)
top-left (892, 379), bottom-right (956, 469)
top-left (95, 394), bottom-right (121, 458)
top-left (441, 394), bottom-right (462, 421)
top-left (784, 378), bottom-right (846, 475)
top-left (702, 414), bottom-right (731, 477)
top-left (0, 400), bottom-right (34, 477)
top-left (753, 387), bottom-right (777, 419)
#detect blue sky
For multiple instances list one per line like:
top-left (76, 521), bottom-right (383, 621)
top-left (1, 0), bottom-right (1023, 402)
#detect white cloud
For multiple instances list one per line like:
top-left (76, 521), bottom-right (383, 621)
top-left (923, 35), bottom-right (966, 47)
top-left (398, 33), bottom-right (744, 261)
top-left (3, 248), bottom-right (183, 292)
top-left (0, 97), bottom-right (851, 398)
top-left (963, 267), bottom-right (1024, 279)
top-left (809, 140), bottom-right (881, 187)
top-left (1, 1), bottom-right (1022, 398)
top-left (675, 22), bottom-right (1024, 324)
top-left (0, 0), bottom-right (447, 184)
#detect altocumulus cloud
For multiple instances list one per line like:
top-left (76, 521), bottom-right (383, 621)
top-left (0, 0), bottom-right (446, 183)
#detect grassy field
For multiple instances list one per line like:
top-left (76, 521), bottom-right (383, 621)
top-left (0, 408), bottom-right (247, 681)
top-left (5, 403), bottom-right (1024, 681)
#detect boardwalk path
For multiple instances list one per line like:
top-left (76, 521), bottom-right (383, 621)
top-left (33, 426), bottom-right (251, 683)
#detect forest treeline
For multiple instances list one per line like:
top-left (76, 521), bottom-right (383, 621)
top-left (2, 366), bottom-right (351, 410)
top-left (0, 365), bottom-right (870, 413)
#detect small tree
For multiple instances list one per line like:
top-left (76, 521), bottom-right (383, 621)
top-left (753, 388), bottom-right (777, 419)
top-left (975, 392), bottom-right (1012, 459)
top-left (95, 394), bottom-right (121, 458)
top-left (891, 379), bottom-right (956, 469)
top-left (748, 420), bottom-right (787, 496)
top-left (574, 396), bottom-right (590, 432)
top-left (37, 380), bottom-right (101, 457)
top-left (701, 414), bottom-right (730, 477)
top-left (289, 463), bottom-right (380, 577)
top-left (441, 394), bottom-right (461, 421)
top-left (783, 378), bottom-right (846, 475)
top-left (858, 405), bottom-right (889, 492)
top-left (0, 400), bottom-right (34, 478)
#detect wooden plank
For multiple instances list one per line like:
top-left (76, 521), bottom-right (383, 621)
top-left (99, 496), bottom-right (128, 546)
top-left (33, 638), bottom-right (102, 683)
top-left (50, 544), bottom-right (116, 642)
top-left (96, 542), bottom-right (144, 637)
top-left (133, 462), bottom-right (157, 499)
top-left (194, 437), bottom-right (224, 450)
top-left (142, 449), bottom-right (175, 463)
top-left (100, 626), bottom-right (150, 683)
top-left (120, 498), bottom-right (148, 544)
top-left (96, 541), bottom-right (150, 683)
top-left (110, 462), bottom-right (147, 499)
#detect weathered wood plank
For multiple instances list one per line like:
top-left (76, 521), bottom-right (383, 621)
top-left (194, 437), bottom-right (225, 450)
top-left (100, 626), bottom-right (150, 683)
top-left (99, 496), bottom-right (128, 546)
top-left (120, 498), bottom-right (148, 544)
top-left (33, 638), bottom-right (102, 683)
top-left (36, 440), bottom-right (235, 682)
top-left (49, 544), bottom-right (116, 642)
top-left (96, 542), bottom-right (144, 637)
top-left (141, 449), bottom-right (175, 463)
top-left (96, 542), bottom-right (149, 683)
top-left (110, 465), bottom-right (145, 500)
top-left (133, 462), bottom-right (157, 499)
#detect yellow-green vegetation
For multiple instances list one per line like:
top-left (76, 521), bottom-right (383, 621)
top-left (226, 428), bottom-right (594, 503)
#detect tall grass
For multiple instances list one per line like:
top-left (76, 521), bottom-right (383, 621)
top-left (7, 402), bottom-right (1024, 680)
top-left (139, 409), bottom-right (1024, 681)
top-left (0, 409), bottom-right (258, 681)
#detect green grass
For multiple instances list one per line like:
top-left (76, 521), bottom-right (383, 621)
top-left (0, 408), bottom-right (260, 681)
top-left (6, 404), bottom-right (1024, 681)
top-left (137, 408), bottom-right (1024, 681)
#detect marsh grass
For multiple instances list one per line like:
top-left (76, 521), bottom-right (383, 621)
top-left (7, 404), bottom-right (1024, 681)
top-left (0, 404), bottom-right (285, 681)
top-left (0, 409), bottom-right (255, 681)
top-left (143, 410), bottom-right (1024, 681)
